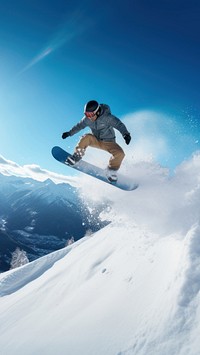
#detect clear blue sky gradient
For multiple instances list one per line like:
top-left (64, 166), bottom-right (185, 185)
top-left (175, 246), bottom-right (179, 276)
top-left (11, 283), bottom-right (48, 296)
top-left (0, 0), bottom-right (200, 175)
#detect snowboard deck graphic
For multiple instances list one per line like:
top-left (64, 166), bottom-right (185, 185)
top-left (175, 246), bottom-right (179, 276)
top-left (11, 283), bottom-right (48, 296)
top-left (52, 146), bottom-right (138, 191)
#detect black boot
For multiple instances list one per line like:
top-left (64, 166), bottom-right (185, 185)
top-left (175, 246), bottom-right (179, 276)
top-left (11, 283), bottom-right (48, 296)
top-left (66, 153), bottom-right (82, 166)
top-left (106, 168), bottom-right (118, 182)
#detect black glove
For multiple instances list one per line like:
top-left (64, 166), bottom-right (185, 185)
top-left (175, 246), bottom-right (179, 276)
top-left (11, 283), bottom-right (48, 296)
top-left (123, 133), bottom-right (131, 145)
top-left (62, 131), bottom-right (70, 139)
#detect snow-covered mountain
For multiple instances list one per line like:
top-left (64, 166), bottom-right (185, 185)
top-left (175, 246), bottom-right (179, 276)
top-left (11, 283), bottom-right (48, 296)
top-left (0, 153), bottom-right (200, 354)
top-left (0, 173), bottom-right (105, 272)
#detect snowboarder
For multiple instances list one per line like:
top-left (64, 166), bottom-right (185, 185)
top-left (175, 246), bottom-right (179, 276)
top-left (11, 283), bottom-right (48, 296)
top-left (62, 100), bottom-right (131, 182)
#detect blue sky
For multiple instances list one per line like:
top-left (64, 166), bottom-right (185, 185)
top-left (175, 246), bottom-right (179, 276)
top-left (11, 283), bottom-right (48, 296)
top-left (0, 0), bottom-right (200, 177)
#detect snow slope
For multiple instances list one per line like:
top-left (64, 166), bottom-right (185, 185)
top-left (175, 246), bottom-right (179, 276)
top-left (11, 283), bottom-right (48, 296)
top-left (0, 153), bottom-right (200, 355)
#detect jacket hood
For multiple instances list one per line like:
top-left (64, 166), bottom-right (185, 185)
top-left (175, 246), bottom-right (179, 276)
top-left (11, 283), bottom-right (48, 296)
top-left (100, 104), bottom-right (111, 116)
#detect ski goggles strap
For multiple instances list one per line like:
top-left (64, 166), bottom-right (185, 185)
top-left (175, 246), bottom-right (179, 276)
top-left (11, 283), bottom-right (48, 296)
top-left (84, 105), bottom-right (100, 118)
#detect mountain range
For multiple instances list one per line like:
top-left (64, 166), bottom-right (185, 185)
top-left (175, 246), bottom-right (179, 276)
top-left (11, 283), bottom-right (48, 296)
top-left (0, 173), bottom-right (106, 272)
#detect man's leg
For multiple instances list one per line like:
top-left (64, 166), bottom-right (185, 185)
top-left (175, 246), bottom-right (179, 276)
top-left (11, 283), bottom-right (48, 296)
top-left (75, 134), bottom-right (101, 157)
top-left (103, 142), bottom-right (125, 170)
top-left (74, 135), bottom-right (125, 171)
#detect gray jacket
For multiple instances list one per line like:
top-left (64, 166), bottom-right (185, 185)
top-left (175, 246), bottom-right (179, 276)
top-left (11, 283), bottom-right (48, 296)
top-left (69, 104), bottom-right (130, 142)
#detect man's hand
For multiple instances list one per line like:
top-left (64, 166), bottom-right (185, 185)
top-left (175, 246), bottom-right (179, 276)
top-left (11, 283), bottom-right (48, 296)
top-left (62, 132), bottom-right (70, 139)
top-left (123, 133), bottom-right (131, 145)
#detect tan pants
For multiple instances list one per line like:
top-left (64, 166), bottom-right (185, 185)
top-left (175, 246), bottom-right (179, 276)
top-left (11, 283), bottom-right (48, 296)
top-left (75, 134), bottom-right (125, 170)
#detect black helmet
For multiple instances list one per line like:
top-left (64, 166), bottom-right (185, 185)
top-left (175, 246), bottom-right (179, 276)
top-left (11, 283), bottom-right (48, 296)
top-left (84, 100), bottom-right (99, 113)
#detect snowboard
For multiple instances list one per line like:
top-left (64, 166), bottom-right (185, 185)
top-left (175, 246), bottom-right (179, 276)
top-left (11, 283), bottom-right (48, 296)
top-left (51, 146), bottom-right (138, 191)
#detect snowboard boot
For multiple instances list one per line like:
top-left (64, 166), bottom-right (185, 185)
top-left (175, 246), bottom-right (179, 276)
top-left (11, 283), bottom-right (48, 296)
top-left (66, 152), bottom-right (82, 166)
top-left (106, 167), bottom-right (118, 183)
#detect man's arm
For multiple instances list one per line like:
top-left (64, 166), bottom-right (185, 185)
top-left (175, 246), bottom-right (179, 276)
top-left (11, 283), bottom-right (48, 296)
top-left (109, 115), bottom-right (130, 136)
top-left (69, 118), bottom-right (87, 136)
top-left (109, 115), bottom-right (131, 145)
top-left (62, 117), bottom-right (87, 139)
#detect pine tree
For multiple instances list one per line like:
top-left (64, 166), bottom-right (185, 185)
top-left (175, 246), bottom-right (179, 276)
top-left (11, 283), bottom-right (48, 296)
top-left (10, 247), bottom-right (29, 269)
top-left (66, 236), bottom-right (75, 246)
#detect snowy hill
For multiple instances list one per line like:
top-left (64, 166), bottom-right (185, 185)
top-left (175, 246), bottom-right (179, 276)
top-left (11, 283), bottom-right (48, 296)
top-left (0, 153), bottom-right (200, 354)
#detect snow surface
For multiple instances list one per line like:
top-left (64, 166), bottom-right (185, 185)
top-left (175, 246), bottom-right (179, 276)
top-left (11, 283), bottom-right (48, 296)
top-left (1, 153), bottom-right (200, 355)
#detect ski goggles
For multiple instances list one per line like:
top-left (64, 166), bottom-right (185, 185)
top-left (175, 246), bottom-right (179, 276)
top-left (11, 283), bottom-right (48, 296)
top-left (84, 105), bottom-right (100, 118)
